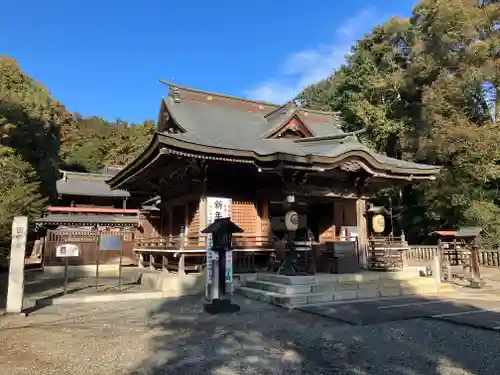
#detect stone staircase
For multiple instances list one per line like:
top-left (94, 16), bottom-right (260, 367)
top-left (236, 271), bottom-right (455, 308)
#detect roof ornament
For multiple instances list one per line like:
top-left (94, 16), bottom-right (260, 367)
top-left (171, 87), bottom-right (181, 103)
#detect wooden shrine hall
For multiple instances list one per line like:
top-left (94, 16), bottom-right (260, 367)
top-left (106, 81), bottom-right (441, 274)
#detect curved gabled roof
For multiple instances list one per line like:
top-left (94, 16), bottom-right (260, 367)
top-left (107, 81), bottom-right (442, 190)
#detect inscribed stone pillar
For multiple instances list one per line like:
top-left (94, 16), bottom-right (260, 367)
top-left (355, 199), bottom-right (368, 268)
top-left (6, 216), bottom-right (28, 314)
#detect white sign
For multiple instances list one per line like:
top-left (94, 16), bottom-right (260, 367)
top-left (56, 244), bottom-right (80, 257)
top-left (206, 250), bottom-right (216, 284)
top-left (226, 250), bottom-right (233, 283)
top-left (206, 197), bottom-right (232, 248)
top-left (206, 197), bottom-right (233, 285)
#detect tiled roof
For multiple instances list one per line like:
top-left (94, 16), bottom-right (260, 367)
top-left (159, 84), bottom-right (438, 173)
top-left (57, 171), bottom-right (130, 197)
top-left (162, 132), bottom-right (439, 172)
top-left (35, 213), bottom-right (138, 226)
top-left (106, 82), bottom-right (442, 189)
top-left (163, 95), bottom-right (343, 140)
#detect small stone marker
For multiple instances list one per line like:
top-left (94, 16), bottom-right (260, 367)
top-left (6, 216), bottom-right (28, 314)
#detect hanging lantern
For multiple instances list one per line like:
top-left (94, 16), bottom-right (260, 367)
top-left (372, 214), bottom-right (385, 234)
top-left (284, 210), bottom-right (299, 232)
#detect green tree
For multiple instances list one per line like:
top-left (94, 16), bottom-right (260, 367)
top-left (61, 117), bottom-right (155, 172)
top-left (0, 55), bottom-right (77, 201)
top-left (0, 154), bottom-right (46, 249)
top-left (298, 0), bottom-right (500, 246)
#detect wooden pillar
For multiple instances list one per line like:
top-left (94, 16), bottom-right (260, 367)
top-left (260, 198), bottom-right (270, 244)
top-left (199, 197), bottom-right (207, 247)
top-left (255, 200), bottom-right (262, 246)
top-left (356, 199), bottom-right (368, 268)
top-left (137, 253), bottom-right (144, 268)
top-left (178, 254), bottom-right (186, 276)
top-left (333, 200), bottom-right (344, 237)
top-left (184, 202), bottom-right (189, 248)
top-left (162, 255), bottom-right (169, 273)
top-left (168, 206), bottom-right (173, 241)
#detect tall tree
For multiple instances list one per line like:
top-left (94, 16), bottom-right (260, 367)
top-left (298, 0), bottom-right (500, 245)
top-left (0, 55), bottom-right (77, 201)
top-left (0, 154), bottom-right (46, 249)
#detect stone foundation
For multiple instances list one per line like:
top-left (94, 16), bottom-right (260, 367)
top-left (237, 271), bottom-right (455, 307)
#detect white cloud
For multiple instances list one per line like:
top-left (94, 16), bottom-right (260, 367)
top-left (244, 7), bottom-right (383, 104)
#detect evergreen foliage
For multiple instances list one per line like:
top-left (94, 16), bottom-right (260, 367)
top-left (0, 56), bottom-right (155, 249)
top-left (298, 0), bottom-right (500, 246)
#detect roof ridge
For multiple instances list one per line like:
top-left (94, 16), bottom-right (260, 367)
top-left (293, 127), bottom-right (367, 144)
top-left (264, 101), bottom-right (296, 119)
top-left (299, 107), bottom-right (338, 116)
top-left (159, 79), bottom-right (281, 108)
top-left (59, 170), bottom-right (114, 178)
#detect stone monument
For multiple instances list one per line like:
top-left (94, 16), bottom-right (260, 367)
top-left (5, 216), bottom-right (28, 315)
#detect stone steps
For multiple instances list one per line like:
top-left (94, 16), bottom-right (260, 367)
top-left (236, 272), bottom-right (455, 308)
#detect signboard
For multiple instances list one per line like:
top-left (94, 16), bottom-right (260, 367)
top-left (99, 235), bottom-right (123, 251)
top-left (206, 197), bottom-right (233, 286)
top-left (206, 197), bottom-right (232, 247)
top-left (56, 244), bottom-right (80, 257)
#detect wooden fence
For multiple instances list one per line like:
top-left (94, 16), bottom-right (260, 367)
top-left (44, 229), bottom-right (136, 267)
top-left (405, 245), bottom-right (500, 267)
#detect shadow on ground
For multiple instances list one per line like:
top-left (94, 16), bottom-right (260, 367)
top-left (0, 268), bottom-right (142, 313)
top-left (123, 291), bottom-right (500, 375)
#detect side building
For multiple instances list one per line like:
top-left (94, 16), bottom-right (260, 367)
top-left (35, 166), bottom-right (143, 273)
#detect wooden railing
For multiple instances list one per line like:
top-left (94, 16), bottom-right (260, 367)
top-left (368, 237), bottom-right (408, 271)
top-left (404, 245), bottom-right (500, 267)
top-left (406, 246), bottom-right (440, 262)
top-left (134, 248), bottom-right (275, 274)
top-left (136, 234), bottom-right (273, 251)
top-left (136, 234), bottom-right (203, 250)
top-left (134, 233), bottom-right (275, 274)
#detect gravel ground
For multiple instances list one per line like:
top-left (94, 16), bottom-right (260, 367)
top-left (1, 295), bottom-right (499, 375)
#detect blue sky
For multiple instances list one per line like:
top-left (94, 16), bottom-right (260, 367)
top-left (1, 0), bottom-right (417, 123)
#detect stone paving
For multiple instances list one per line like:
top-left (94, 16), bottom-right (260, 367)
top-left (1, 294), bottom-right (500, 375)
top-left (298, 294), bottom-right (500, 327)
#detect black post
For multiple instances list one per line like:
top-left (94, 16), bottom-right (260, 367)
top-left (218, 246), bottom-right (226, 299)
top-left (118, 240), bottom-right (124, 290)
top-left (64, 257), bottom-right (68, 295)
top-left (280, 231), bottom-right (297, 275)
top-left (95, 245), bottom-right (100, 291)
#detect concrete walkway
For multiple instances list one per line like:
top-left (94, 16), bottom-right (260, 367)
top-left (296, 284), bottom-right (500, 330)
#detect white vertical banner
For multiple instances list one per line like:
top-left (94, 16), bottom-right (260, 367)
top-left (226, 250), bottom-right (233, 283)
top-left (206, 197), bottom-right (233, 287)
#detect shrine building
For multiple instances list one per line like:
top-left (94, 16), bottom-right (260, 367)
top-left (106, 81), bottom-right (441, 273)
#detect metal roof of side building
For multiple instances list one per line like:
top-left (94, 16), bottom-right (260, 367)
top-left (57, 169), bottom-right (130, 198)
